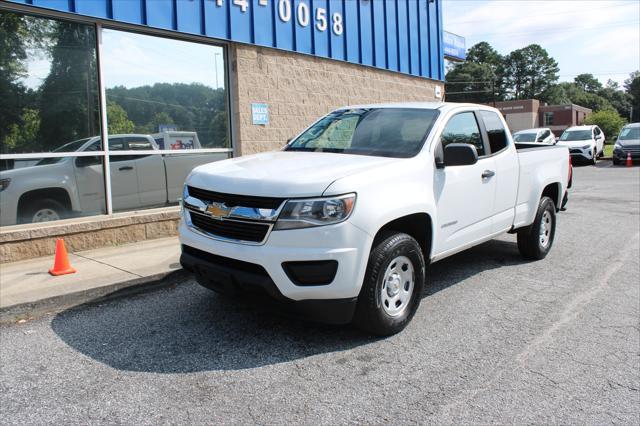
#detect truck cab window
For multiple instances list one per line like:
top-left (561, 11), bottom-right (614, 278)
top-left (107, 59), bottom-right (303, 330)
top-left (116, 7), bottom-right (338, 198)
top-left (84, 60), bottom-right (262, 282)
top-left (439, 112), bottom-right (485, 156)
top-left (480, 111), bottom-right (508, 154)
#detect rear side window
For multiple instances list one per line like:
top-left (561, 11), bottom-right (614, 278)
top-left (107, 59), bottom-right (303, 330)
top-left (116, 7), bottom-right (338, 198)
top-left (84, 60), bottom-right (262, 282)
top-left (440, 112), bottom-right (485, 156)
top-left (480, 111), bottom-right (508, 153)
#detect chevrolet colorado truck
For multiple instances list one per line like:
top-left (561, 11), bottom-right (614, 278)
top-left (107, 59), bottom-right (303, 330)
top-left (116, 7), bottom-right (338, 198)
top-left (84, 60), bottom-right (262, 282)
top-left (179, 103), bottom-right (571, 336)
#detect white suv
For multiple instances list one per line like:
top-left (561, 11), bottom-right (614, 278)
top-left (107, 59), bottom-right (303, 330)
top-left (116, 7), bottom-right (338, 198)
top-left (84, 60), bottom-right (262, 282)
top-left (513, 128), bottom-right (556, 145)
top-left (557, 125), bottom-right (605, 164)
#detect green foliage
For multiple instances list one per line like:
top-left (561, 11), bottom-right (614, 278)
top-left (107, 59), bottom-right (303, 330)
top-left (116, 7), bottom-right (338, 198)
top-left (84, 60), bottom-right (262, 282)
top-left (3, 108), bottom-right (40, 152)
top-left (445, 62), bottom-right (498, 103)
top-left (502, 44), bottom-right (559, 99)
top-left (37, 22), bottom-right (100, 151)
top-left (583, 109), bottom-right (627, 142)
top-left (106, 102), bottom-right (134, 134)
top-left (106, 83), bottom-right (228, 147)
top-left (574, 74), bottom-right (602, 93)
top-left (624, 71), bottom-right (640, 122)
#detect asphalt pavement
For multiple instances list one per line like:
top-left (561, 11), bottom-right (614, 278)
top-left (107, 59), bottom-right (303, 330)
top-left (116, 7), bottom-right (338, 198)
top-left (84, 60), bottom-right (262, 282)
top-left (1, 162), bottom-right (638, 425)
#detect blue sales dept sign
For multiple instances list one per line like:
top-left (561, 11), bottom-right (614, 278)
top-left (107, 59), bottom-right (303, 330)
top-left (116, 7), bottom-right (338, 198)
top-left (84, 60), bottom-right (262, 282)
top-left (443, 31), bottom-right (466, 62)
top-left (251, 103), bottom-right (269, 125)
top-left (10, 0), bottom-right (445, 81)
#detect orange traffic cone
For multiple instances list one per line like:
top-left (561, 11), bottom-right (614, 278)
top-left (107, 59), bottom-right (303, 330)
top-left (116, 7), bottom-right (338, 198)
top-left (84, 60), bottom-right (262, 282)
top-left (48, 239), bottom-right (76, 276)
top-left (626, 152), bottom-right (633, 167)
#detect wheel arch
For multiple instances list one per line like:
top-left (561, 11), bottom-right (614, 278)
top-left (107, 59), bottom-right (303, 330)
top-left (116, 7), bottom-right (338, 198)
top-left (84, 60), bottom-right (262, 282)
top-left (540, 182), bottom-right (561, 211)
top-left (17, 188), bottom-right (72, 217)
top-left (372, 213), bottom-right (434, 263)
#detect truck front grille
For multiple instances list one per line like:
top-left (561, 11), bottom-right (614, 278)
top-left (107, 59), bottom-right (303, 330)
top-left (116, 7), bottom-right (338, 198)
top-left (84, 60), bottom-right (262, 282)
top-left (189, 211), bottom-right (271, 243)
top-left (187, 186), bottom-right (284, 209)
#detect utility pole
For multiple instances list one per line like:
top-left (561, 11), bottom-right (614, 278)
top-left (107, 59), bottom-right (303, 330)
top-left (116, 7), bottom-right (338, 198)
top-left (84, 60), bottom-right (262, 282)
top-left (214, 52), bottom-right (221, 89)
top-left (492, 79), bottom-right (496, 107)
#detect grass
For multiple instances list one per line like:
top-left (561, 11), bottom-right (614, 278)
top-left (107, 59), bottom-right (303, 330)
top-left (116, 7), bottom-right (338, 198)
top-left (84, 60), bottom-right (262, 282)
top-left (603, 144), bottom-right (614, 158)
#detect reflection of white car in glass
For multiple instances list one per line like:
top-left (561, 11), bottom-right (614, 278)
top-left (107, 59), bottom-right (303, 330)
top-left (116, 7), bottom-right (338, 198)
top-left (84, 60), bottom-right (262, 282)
top-left (152, 131), bottom-right (202, 150)
top-left (556, 125), bottom-right (605, 165)
top-left (513, 128), bottom-right (556, 145)
top-left (0, 134), bottom-right (225, 226)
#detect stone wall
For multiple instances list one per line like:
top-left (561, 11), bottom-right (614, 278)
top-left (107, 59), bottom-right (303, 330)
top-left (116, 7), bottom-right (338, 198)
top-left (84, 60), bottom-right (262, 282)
top-left (230, 44), bottom-right (444, 155)
top-left (0, 208), bottom-right (180, 263)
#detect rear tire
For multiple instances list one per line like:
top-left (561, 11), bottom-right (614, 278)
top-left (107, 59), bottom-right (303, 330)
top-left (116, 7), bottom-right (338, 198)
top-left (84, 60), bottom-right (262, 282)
top-left (353, 232), bottom-right (425, 336)
top-left (517, 196), bottom-right (556, 260)
top-left (19, 198), bottom-right (67, 224)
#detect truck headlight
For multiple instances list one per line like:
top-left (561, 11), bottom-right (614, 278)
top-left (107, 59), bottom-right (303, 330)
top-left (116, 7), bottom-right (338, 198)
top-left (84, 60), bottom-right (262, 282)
top-left (581, 144), bottom-right (591, 149)
top-left (0, 178), bottom-right (10, 192)
top-left (274, 194), bottom-right (356, 230)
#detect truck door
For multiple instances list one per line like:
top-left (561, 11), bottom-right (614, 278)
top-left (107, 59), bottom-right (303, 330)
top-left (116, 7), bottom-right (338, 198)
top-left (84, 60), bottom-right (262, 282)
top-left (108, 137), bottom-right (141, 211)
top-left (126, 136), bottom-right (166, 207)
top-left (478, 110), bottom-right (519, 233)
top-left (433, 111), bottom-right (497, 255)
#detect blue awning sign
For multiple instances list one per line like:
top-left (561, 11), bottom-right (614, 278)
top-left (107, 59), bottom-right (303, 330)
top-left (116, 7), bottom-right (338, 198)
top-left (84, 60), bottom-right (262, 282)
top-left (443, 31), bottom-right (466, 61)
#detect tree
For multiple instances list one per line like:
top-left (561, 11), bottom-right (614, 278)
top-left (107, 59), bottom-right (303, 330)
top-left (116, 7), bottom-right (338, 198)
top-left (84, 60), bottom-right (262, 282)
top-left (539, 82), bottom-right (613, 111)
top-left (624, 71), bottom-right (640, 122)
top-left (445, 62), bottom-right (497, 103)
top-left (596, 86), bottom-right (632, 120)
top-left (574, 73), bottom-right (602, 93)
top-left (584, 109), bottom-right (627, 142)
top-left (106, 101), bottom-right (134, 134)
top-left (502, 44), bottom-right (559, 99)
top-left (466, 42), bottom-right (502, 71)
top-left (3, 108), bottom-right (40, 152)
top-left (38, 21), bottom-right (100, 151)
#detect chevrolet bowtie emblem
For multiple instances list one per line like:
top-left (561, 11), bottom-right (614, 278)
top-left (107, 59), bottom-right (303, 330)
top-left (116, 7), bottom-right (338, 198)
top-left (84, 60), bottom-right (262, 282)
top-left (205, 202), bottom-right (232, 219)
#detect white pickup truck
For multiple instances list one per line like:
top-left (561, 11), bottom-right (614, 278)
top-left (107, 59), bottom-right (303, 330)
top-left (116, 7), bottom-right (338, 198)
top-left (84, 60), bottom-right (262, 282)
top-left (0, 134), bottom-right (226, 226)
top-left (179, 103), bottom-right (571, 335)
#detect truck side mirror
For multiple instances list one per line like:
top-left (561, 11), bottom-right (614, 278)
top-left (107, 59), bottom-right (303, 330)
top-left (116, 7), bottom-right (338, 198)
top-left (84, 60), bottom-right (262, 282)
top-left (443, 143), bottom-right (478, 167)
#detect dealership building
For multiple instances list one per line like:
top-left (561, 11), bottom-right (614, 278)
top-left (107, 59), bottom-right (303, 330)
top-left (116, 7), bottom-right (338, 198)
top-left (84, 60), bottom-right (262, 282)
top-left (0, 0), bottom-right (447, 261)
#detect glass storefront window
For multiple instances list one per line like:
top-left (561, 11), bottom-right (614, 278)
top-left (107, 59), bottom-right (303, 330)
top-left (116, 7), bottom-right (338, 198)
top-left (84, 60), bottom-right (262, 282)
top-left (101, 29), bottom-right (229, 149)
top-left (0, 11), bottom-right (100, 154)
top-left (0, 11), bottom-right (232, 227)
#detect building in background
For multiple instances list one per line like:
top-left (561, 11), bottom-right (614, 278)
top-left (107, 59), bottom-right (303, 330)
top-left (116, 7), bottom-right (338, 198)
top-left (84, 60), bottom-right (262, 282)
top-left (492, 100), bottom-right (591, 135)
top-left (0, 0), bottom-right (445, 261)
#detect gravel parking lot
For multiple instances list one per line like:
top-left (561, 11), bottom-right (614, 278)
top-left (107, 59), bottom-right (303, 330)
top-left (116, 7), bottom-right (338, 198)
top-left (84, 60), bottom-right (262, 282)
top-left (1, 163), bottom-right (638, 425)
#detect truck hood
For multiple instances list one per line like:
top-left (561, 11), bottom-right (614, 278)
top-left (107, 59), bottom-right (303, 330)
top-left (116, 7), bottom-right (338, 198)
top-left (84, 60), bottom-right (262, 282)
top-left (556, 139), bottom-right (594, 148)
top-left (186, 151), bottom-right (400, 197)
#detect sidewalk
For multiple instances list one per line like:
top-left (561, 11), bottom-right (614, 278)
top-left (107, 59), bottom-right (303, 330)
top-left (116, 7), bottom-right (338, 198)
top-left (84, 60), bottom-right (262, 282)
top-left (0, 236), bottom-right (187, 323)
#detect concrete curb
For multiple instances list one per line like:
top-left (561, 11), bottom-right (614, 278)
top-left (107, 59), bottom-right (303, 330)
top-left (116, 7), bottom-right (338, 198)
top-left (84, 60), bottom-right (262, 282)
top-left (0, 268), bottom-right (191, 325)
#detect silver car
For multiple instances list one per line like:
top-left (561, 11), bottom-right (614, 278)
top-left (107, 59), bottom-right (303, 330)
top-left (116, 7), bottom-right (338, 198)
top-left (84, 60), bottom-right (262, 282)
top-left (613, 123), bottom-right (640, 165)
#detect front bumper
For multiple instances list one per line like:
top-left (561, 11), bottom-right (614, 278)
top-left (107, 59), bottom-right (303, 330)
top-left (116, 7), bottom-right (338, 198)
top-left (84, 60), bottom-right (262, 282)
top-left (179, 218), bottom-right (373, 302)
top-left (568, 146), bottom-right (595, 161)
top-left (613, 148), bottom-right (640, 161)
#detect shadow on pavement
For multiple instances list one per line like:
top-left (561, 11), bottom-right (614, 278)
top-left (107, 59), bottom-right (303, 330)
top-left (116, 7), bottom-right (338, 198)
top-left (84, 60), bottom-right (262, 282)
top-left (51, 238), bottom-right (527, 374)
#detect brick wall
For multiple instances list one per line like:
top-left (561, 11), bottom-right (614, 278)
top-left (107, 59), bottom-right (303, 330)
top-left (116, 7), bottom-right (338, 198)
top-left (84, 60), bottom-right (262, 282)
top-left (230, 44), bottom-right (444, 155)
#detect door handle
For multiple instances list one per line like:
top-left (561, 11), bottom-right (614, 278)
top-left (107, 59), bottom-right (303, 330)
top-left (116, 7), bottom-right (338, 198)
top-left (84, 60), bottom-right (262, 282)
top-left (481, 170), bottom-right (495, 179)
top-left (119, 166), bottom-right (133, 171)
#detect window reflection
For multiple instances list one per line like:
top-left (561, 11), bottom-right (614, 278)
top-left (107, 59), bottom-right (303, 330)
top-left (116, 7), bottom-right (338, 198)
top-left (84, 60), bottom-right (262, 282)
top-left (0, 11), bottom-right (100, 154)
top-left (102, 30), bottom-right (229, 149)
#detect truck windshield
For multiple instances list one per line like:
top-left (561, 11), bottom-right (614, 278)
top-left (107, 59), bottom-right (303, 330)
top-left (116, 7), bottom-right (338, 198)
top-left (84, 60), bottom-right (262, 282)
top-left (285, 108), bottom-right (440, 158)
top-left (513, 133), bottom-right (537, 142)
top-left (35, 138), bottom-right (93, 166)
top-left (560, 130), bottom-right (592, 141)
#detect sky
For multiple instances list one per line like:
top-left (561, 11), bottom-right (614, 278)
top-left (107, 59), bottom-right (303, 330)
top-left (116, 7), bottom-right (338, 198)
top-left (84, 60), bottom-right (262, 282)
top-left (443, 0), bottom-right (640, 86)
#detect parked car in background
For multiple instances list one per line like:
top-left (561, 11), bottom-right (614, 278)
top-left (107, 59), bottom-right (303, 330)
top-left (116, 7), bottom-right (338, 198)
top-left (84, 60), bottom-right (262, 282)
top-left (557, 125), bottom-right (605, 165)
top-left (0, 134), bottom-right (226, 226)
top-left (512, 128), bottom-right (556, 145)
top-left (180, 103), bottom-right (571, 336)
top-left (152, 131), bottom-right (202, 150)
top-left (612, 123), bottom-right (640, 165)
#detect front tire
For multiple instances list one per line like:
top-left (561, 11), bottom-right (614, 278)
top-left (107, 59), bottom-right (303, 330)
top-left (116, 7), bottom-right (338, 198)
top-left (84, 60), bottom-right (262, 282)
top-left (353, 233), bottom-right (425, 336)
top-left (591, 151), bottom-right (598, 165)
top-left (19, 198), bottom-right (67, 224)
top-left (517, 196), bottom-right (556, 260)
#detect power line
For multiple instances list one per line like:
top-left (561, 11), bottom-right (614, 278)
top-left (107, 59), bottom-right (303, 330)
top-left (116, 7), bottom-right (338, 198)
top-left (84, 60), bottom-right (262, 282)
top-left (445, 71), bottom-right (637, 84)
top-left (445, 3), bottom-right (633, 25)
top-left (464, 20), bottom-right (639, 38)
